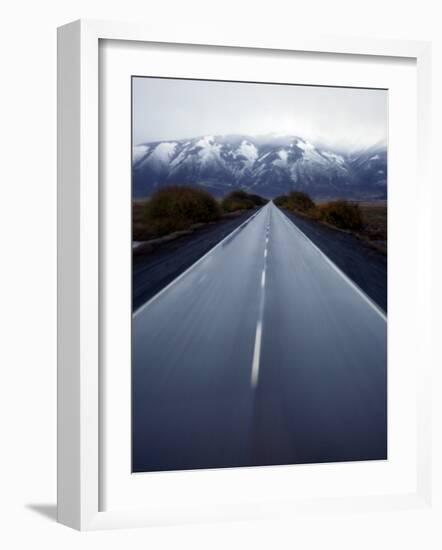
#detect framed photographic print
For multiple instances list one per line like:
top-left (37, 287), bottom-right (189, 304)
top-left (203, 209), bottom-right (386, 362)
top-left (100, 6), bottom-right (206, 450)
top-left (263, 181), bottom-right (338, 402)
top-left (57, 20), bottom-right (433, 530)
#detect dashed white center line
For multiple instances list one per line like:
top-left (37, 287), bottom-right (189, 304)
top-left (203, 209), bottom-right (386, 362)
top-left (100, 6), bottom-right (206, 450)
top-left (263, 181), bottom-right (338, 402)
top-left (250, 214), bottom-right (271, 389)
top-left (251, 321), bottom-right (262, 388)
top-left (261, 270), bottom-right (266, 288)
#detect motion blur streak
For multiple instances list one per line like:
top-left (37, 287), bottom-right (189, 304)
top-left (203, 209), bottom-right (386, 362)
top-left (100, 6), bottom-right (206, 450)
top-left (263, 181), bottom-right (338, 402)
top-left (132, 202), bottom-right (387, 472)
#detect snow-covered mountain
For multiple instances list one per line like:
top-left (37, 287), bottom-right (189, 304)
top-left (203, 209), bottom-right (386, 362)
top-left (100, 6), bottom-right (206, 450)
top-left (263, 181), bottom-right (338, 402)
top-left (133, 134), bottom-right (387, 200)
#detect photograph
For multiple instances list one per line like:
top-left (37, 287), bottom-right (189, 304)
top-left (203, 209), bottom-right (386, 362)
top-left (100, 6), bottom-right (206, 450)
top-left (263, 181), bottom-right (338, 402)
top-left (131, 76), bottom-right (388, 473)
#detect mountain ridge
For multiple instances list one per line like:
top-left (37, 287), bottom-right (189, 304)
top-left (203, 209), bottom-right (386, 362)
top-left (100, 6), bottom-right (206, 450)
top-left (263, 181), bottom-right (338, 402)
top-left (133, 134), bottom-right (387, 200)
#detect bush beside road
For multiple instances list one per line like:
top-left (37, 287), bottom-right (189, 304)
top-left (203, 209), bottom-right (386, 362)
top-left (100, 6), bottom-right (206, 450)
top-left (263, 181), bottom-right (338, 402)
top-left (274, 192), bottom-right (386, 253)
top-left (134, 186), bottom-right (267, 244)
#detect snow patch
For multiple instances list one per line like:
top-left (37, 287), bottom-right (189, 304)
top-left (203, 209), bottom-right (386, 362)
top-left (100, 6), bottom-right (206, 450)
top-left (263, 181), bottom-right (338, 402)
top-left (196, 135), bottom-right (222, 164)
top-left (133, 145), bottom-right (150, 163)
top-left (296, 139), bottom-right (315, 152)
top-left (237, 141), bottom-right (258, 164)
top-left (196, 135), bottom-right (215, 148)
top-left (322, 152), bottom-right (345, 165)
top-left (151, 142), bottom-right (177, 163)
top-left (170, 150), bottom-right (187, 168)
top-left (295, 140), bottom-right (325, 165)
top-left (273, 149), bottom-right (288, 168)
top-left (278, 150), bottom-right (288, 162)
top-left (257, 152), bottom-right (271, 163)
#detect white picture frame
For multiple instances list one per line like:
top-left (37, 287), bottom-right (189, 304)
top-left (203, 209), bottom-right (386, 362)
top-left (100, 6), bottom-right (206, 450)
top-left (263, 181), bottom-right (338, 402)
top-left (57, 19), bottom-right (433, 531)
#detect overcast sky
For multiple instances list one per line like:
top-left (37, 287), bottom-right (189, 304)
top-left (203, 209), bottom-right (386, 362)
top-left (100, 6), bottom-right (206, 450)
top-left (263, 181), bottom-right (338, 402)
top-left (133, 77), bottom-right (387, 151)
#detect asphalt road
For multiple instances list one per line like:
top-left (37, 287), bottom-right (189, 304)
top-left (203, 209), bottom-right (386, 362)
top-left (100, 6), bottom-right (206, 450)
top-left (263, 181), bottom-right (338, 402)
top-left (281, 208), bottom-right (387, 312)
top-left (133, 209), bottom-right (259, 310)
top-left (132, 202), bottom-right (387, 472)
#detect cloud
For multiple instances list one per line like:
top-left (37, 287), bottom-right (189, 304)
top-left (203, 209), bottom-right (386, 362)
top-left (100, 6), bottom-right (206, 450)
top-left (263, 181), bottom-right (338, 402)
top-left (133, 77), bottom-right (387, 151)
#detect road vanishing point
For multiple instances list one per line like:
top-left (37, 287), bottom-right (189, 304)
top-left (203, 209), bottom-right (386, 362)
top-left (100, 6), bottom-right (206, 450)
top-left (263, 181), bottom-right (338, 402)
top-left (132, 201), bottom-right (387, 472)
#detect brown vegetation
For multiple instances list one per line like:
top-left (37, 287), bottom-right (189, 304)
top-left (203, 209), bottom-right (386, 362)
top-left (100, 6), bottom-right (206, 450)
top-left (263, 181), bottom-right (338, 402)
top-left (318, 200), bottom-right (363, 231)
top-left (133, 186), bottom-right (267, 242)
top-left (277, 192), bottom-right (387, 252)
top-left (358, 203), bottom-right (387, 251)
top-left (221, 190), bottom-right (267, 212)
top-left (134, 186), bottom-right (221, 239)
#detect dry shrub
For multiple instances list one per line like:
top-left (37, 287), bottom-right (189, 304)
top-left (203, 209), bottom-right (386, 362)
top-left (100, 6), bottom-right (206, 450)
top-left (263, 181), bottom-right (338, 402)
top-left (319, 200), bottom-right (363, 230)
top-left (286, 191), bottom-right (315, 213)
top-left (144, 186), bottom-right (221, 237)
top-left (273, 195), bottom-right (289, 207)
top-left (222, 190), bottom-right (262, 212)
